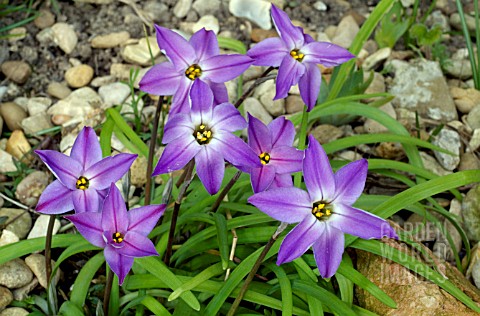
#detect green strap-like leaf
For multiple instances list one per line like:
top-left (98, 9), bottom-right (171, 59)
top-left (70, 252), bottom-right (105, 308)
top-left (141, 296), bottom-right (172, 316)
top-left (136, 257), bottom-right (201, 311)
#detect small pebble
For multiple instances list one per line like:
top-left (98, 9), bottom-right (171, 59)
top-left (0, 307), bottom-right (29, 316)
top-left (91, 31), bottom-right (130, 48)
top-left (0, 259), bottom-right (33, 289)
top-left (5, 130), bottom-right (32, 163)
top-left (47, 82), bottom-right (72, 99)
top-left (24, 254), bottom-right (60, 289)
top-left (51, 22), bottom-right (78, 54)
top-left (34, 9), bottom-right (55, 29)
top-left (0, 102), bottom-right (27, 131)
top-left (65, 64), bottom-right (94, 88)
top-left (27, 215), bottom-right (61, 240)
top-left (1, 61), bottom-right (31, 85)
top-left (0, 286), bottom-right (13, 311)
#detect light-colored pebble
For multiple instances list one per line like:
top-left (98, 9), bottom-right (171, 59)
top-left (466, 105), bottom-right (480, 130)
top-left (229, 0), bottom-right (272, 30)
top-left (65, 64), bottom-right (94, 88)
top-left (363, 47), bottom-right (391, 71)
top-left (312, 124), bottom-right (343, 144)
top-left (51, 22), bottom-right (77, 54)
top-left (8, 27), bottom-right (26, 42)
top-left (91, 31), bottom-right (130, 48)
top-left (15, 171), bottom-right (49, 207)
top-left (98, 82), bottom-right (131, 108)
top-left (192, 0), bottom-right (220, 15)
top-left (255, 80), bottom-right (285, 116)
top-left (243, 97), bottom-right (272, 124)
top-left (0, 286), bottom-right (13, 311)
top-left (11, 278), bottom-right (38, 301)
top-left (34, 9), bottom-right (55, 29)
top-left (121, 37), bottom-right (160, 66)
top-left (173, 0), bottom-right (192, 18)
top-left (21, 113), bottom-right (53, 135)
top-left (0, 208), bottom-right (31, 240)
top-left (24, 254), bottom-right (60, 289)
top-left (27, 97), bottom-right (51, 116)
top-left (5, 130), bottom-right (32, 163)
top-left (0, 259), bottom-right (33, 289)
top-left (47, 87), bottom-right (102, 118)
top-left (450, 87), bottom-right (480, 113)
top-left (1, 61), bottom-right (31, 85)
top-left (331, 15), bottom-right (359, 49)
top-left (0, 102), bottom-right (27, 131)
top-left (364, 103), bottom-right (397, 134)
top-left (0, 230), bottom-right (19, 247)
top-left (285, 95), bottom-right (304, 114)
top-left (420, 152), bottom-right (451, 176)
top-left (0, 150), bottom-right (17, 173)
top-left (0, 307), bottom-right (29, 316)
top-left (47, 82), bottom-right (71, 99)
top-left (27, 215), bottom-right (61, 240)
top-left (192, 15), bottom-right (220, 34)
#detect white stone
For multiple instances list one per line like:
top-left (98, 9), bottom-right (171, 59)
top-left (432, 129), bottom-right (461, 171)
top-left (313, 1), bottom-right (327, 11)
top-left (193, 0), bottom-right (220, 15)
top-left (255, 80), bottom-right (284, 116)
top-left (121, 37), bottom-right (160, 66)
top-left (420, 152), bottom-right (451, 176)
top-left (0, 230), bottom-right (19, 247)
top-left (229, 0), bottom-right (272, 30)
top-left (0, 150), bottom-right (17, 173)
top-left (469, 128), bottom-right (480, 152)
top-left (27, 215), bottom-right (61, 239)
top-left (51, 23), bottom-right (77, 54)
top-left (243, 97), bottom-right (272, 125)
top-left (26, 97), bottom-right (51, 116)
top-left (173, 0), bottom-right (192, 18)
top-left (331, 15), bottom-right (359, 49)
top-left (99, 82), bottom-right (131, 108)
top-left (192, 15), bottom-right (220, 34)
top-left (47, 87), bottom-right (102, 118)
top-left (21, 113), bottom-right (53, 134)
top-left (362, 47), bottom-right (391, 71)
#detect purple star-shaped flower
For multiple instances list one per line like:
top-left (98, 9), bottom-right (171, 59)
top-left (139, 26), bottom-right (253, 115)
top-left (35, 126), bottom-right (137, 214)
top-left (249, 135), bottom-right (397, 278)
top-left (66, 183), bottom-right (165, 285)
top-left (153, 80), bottom-right (261, 195)
top-left (247, 5), bottom-right (355, 111)
top-left (245, 114), bottom-right (303, 193)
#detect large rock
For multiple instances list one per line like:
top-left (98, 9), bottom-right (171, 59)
top-left (388, 59), bottom-right (457, 122)
top-left (356, 237), bottom-right (480, 315)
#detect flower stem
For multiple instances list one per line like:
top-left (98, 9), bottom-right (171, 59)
top-left (211, 170), bottom-right (242, 213)
top-left (234, 66), bottom-right (275, 109)
top-left (45, 215), bottom-right (55, 286)
top-left (103, 265), bottom-right (114, 316)
top-left (227, 222), bottom-right (288, 316)
top-left (294, 105), bottom-right (309, 187)
top-left (145, 96), bottom-right (164, 206)
top-left (164, 160), bottom-right (195, 266)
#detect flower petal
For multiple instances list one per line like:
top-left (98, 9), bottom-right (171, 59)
top-left (170, 78), bottom-right (192, 115)
top-left (128, 204), bottom-right (166, 235)
top-left (302, 41), bottom-right (355, 67)
top-left (152, 136), bottom-right (200, 175)
top-left (104, 246), bottom-right (134, 286)
top-left (73, 188), bottom-right (100, 213)
top-left (333, 159), bottom-right (368, 205)
top-left (208, 81), bottom-right (229, 105)
top-left (210, 103), bottom-right (247, 133)
top-left (274, 55), bottom-right (305, 100)
top-left (101, 183), bottom-right (129, 234)
top-left (35, 150), bottom-right (82, 190)
top-left (85, 153), bottom-right (137, 190)
top-left (329, 203), bottom-right (398, 239)
top-left (65, 212), bottom-right (104, 247)
top-left (155, 25), bottom-right (196, 70)
top-left (189, 28), bottom-right (219, 61)
top-left (190, 79), bottom-right (213, 124)
top-left (277, 215), bottom-right (324, 264)
top-left (248, 187), bottom-right (311, 223)
top-left (268, 116), bottom-right (296, 148)
top-left (36, 180), bottom-right (74, 214)
top-left (304, 135), bottom-right (335, 202)
top-left (272, 173), bottom-right (293, 188)
top-left (247, 37), bottom-right (288, 67)
top-left (312, 224), bottom-right (344, 278)
top-left (200, 54), bottom-right (253, 83)
top-left (250, 165), bottom-right (276, 193)
top-left (247, 113), bottom-right (272, 154)
top-left (162, 113), bottom-right (194, 144)
top-left (195, 146), bottom-right (225, 195)
top-left (209, 132), bottom-right (260, 168)
top-left (298, 62), bottom-right (321, 111)
top-left (269, 146), bottom-right (303, 174)
top-left (70, 127), bottom-right (102, 170)
top-left (117, 231), bottom-right (158, 257)
top-left (271, 5), bottom-right (304, 49)
top-left (139, 62), bottom-right (182, 96)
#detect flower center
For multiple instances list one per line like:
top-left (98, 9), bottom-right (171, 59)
top-left (76, 176), bottom-right (89, 190)
top-left (290, 49), bottom-right (305, 62)
top-left (185, 64), bottom-right (202, 80)
top-left (311, 201), bottom-right (332, 221)
top-left (112, 232), bottom-right (124, 243)
top-left (193, 124), bottom-right (213, 145)
top-left (259, 152), bottom-right (271, 165)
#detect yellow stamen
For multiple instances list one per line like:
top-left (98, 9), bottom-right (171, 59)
top-left (185, 64), bottom-right (202, 80)
top-left (193, 124), bottom-right (213, 145)
top-left (290, 49), bottom-right (305, 62)
top-left (76, 176), bottom-right (90, 190)
top-left (112, 232), bottom-right (124, 243)
top-left (259, 152), bottom-right (271, 165)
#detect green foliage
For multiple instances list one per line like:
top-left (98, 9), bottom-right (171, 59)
top-left (374, 1), bottom-right (410, 48)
